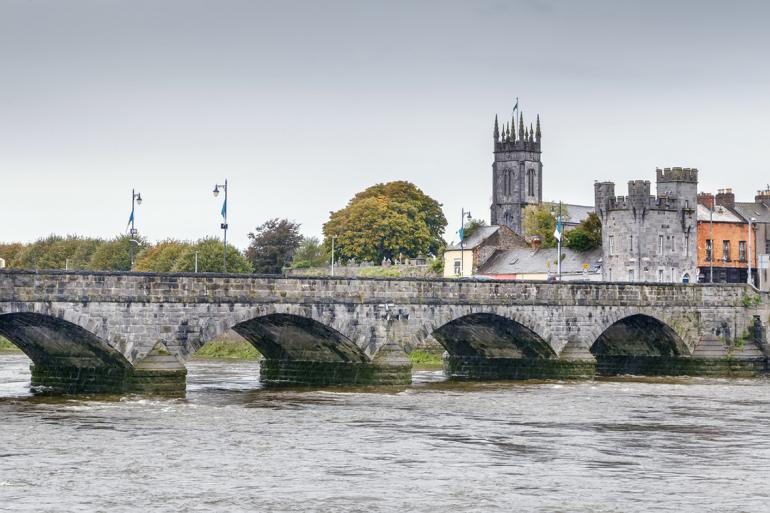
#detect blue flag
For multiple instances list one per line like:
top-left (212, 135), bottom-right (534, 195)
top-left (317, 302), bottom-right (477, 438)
top-left (458, 226), bottom-right (464, 241)
top-left (221, 198), bottom-right (227, 219)
top-left (127, 209), bottom-right (134, 231)
top-left (553, 215), bottom-right (563, 241)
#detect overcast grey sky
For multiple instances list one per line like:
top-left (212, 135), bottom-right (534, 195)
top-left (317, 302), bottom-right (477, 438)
top-left (2, 0), bottom-right (769, 248)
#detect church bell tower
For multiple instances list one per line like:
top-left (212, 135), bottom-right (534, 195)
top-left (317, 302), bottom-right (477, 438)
top-left (490, 110), bottom-right (542, 235)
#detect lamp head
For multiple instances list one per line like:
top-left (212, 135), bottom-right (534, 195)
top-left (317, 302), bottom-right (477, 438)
top-left (213, 185), bottom-right (220, 197)
top-left (136, 193), bottom-right (142, 205)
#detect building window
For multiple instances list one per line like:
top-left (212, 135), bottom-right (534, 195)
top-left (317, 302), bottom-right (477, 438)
top-left (658, 235), bottom-right (664, 254)
top-left (739, 241), bottom-right (747, 262)
top-left (629, 235), bottom-right (634, 253)
top-left (671, 267), bottom-right (676, 282)
top-left (527, 169), bottom-right (535, 196)
top-left (685, 234), bottom-right (690, 257)
top-left (723, 240), bottom-right (731, 262)
top-left (671, 236), bottom-right (676, 253)
top-left (765, 240), bottom-right (770, 255)
top-left (628, 269), bottom-right (635, 282)
top-left (658, 269), bottom-right (664, 282)
top-left (453, 259), bottom-right (462, 276)
top-left (706, 239), bottom-right (712, 262)
top-left (609, 236), bottom-right (614, 256)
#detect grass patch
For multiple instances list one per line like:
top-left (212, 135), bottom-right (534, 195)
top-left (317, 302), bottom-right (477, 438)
top-left (193, 339), bottom-right (261, 360)
top-left (409, 350), bottom-right (443, 367)
top-left (0, 336), bottom-right (20, 352)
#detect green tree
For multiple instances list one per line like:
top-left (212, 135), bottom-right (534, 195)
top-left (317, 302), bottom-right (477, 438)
top-left (67, 238), bottom-right (104, 269)
top-left (0, 243), bottom-right (24, 268)
top-left (172, 238), bottom-right (252, 274)
top-left (11, 235), bottom-right (103, 270)
top-left (291, 236), bottom-right (330, 269)
top-left (135, 240), bottom-right (190, 272)
top-left (463, 218), bottom-right (487, 240)
top-left (523, 202), bottom-right (570, 248)
top-left (323, 181), bottom-right (447, 263)
top-left (245, 219), bottom-right (303, 274)
top-left (566, 212), bottom-right (602, 252)
top-left (89, 234), bottom-right (148, 271)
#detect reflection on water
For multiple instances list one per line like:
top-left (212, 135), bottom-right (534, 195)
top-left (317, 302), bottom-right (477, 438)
top-left (2, 352), bottom-right (770, 512)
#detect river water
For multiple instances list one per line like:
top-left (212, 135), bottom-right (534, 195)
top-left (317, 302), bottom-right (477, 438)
top-left (2, 352), bottom-right (770, 512)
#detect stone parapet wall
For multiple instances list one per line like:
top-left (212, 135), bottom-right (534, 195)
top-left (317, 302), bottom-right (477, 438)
top-left (0, 270), bottom-right (759, 308)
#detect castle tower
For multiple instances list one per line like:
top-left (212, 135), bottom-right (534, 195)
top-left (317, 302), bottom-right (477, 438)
top-left (595, 167), bottom-right (698, 283)
top-left (490, 110), bottom-right (542, 235)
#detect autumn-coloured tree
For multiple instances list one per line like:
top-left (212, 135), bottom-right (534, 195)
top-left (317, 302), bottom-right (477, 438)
top-left (134, 240), bottom-right (190, 272)
top-left (323, 181), bottom-right (446, 263)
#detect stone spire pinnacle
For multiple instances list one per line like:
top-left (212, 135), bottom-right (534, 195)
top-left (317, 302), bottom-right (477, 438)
top-left (518, 112), bottom-right (525, 142)
top-left (493, 115), bottom-right (499, 141)
top-left (530, 123), bottom-right (534, 142)
top-left (511, 114), bottom-right (516, 142)
top-left (535, 115), bottom-right (541, 142)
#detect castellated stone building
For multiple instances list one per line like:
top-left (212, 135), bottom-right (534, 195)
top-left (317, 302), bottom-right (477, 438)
top-left (594, 167), bottom-right (699, 283)
top-left (490, 112), bottom-right (542, 235)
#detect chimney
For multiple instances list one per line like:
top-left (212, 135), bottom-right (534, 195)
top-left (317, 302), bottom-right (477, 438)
top-left (715, 188), bottom-right (735, 209)
top-left (697, 192), bottom-right (715, 210)
top-left (531, 235), bottom-right (542, 251)
top-left (756, 187), bottom-right (770, 203)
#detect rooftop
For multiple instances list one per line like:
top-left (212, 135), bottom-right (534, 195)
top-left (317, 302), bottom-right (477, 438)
top-left (479, 246), bottom-right (602, 275)
top-left (732, 201), bottom-right (770, 224)
top-left (446, 225), bottom-right (501, 251)
top-left (696, 204), bottom-right (743, 223)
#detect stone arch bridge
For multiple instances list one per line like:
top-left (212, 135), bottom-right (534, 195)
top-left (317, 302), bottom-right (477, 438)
top-left (0, 270), bottom-right (767, 394)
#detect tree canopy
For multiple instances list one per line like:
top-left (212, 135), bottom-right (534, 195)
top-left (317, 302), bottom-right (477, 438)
top-left (135, 240), bottom-right (189, 272)
top-left (173, 238), bottom-right (253, 273)
top-left (89, 234), bottom-right (148, 271)
top-left (565, 212), bottom-right (602, 252)
top-left (463, 218), bottom-right (487, 240)
top-left (523, 202), bottom-right (570, 248)
top-left (291, 237), bottom-right (329, 269)
top-left (323, 181), bottom-right (446, 263)
top-left (245, 218), bottom-right (303, 274)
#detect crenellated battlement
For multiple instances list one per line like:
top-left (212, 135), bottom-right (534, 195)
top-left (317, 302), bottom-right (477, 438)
top-left (657, 167), bottom-right (698, 183)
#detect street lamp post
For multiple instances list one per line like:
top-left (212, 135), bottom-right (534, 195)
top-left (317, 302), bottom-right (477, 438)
top-left (331, 235), bottom-right (338, 277)
top-left (459, 209), bottom-right (472, 277)
top-left (709, 206), bottom-right (714, 283)
top-left (551, 202), bottom-right (563, 280)
top-left (213, 180), bottom-right (228, 273)
top-left (129, 188), bottom-right (142, 270)
top-left (748, 217), bottom-right (757, 286)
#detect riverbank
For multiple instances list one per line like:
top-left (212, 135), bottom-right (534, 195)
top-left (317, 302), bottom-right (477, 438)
top-left (192, 338), bottom-right (444, 368)
top-left (192, 339), bottom-right (261, 360)
top-left (0, 336), bottom-right (20, 352)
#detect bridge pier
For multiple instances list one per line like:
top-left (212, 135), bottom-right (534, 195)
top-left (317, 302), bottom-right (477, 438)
top-left (442, 356), bottom-right (596, 381)
top-left (30, 364), bottom-right (131, 394)
top-left (259, 342), bottom-right (412, 387)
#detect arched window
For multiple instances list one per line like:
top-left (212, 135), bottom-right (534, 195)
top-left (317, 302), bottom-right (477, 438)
top-left (527, 169), bottom-right (535, 197)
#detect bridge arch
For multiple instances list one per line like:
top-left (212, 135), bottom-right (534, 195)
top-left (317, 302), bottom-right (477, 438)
top-left (432, 312), bottom-right (556, 359)
top-left (591, 313), bottom-right (690, 357)
top-left (0, 311), bottom-right (133, 393)
top-left (231, 313), bottom-right (369, 363)
top-left (590, 313), bottom-right (692, 376)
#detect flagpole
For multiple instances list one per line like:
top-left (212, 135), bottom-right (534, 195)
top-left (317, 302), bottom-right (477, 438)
top-left (213, 179), bottom-right (229, 273)
top-left (557, 201), bottom-right (562, 280)
top-left (223, 179), bottom-right (228, 273)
